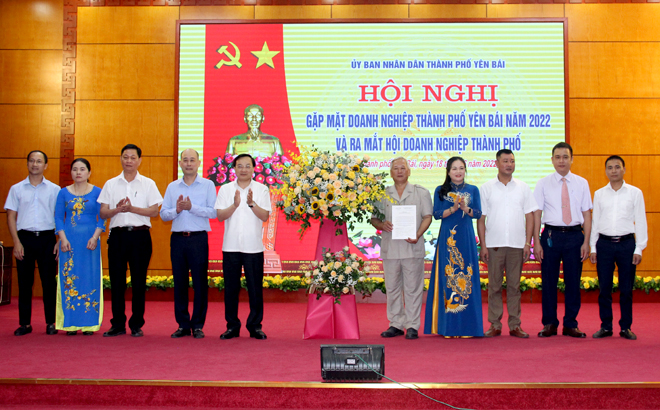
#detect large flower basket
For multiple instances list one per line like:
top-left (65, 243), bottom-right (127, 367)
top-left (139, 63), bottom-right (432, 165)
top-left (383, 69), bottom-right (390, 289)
top-left (275, 146), bottom-right (388, 240)
top-left (302, 247), bottom-right (371, 339)
top-left (303, 294), bottom-right (360, 339)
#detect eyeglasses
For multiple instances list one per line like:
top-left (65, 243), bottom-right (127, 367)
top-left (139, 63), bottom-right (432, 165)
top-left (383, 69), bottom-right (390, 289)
top-left (235, 165), bottom-right (252, 170)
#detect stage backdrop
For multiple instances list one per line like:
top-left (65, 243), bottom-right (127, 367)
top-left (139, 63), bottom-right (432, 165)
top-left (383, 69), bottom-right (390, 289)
top-left (176, 20), bottom-right (566, 274)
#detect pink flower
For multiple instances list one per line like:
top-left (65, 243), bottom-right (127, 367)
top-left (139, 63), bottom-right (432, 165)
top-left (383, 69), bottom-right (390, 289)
top-left (219, 164), bottom-right (227, 173)
top-left (217, 173), bottom-right (227, 184)
top-left (358, 238), bottom-right (373, 247)
top-left (255, 174), bottom-right (265, 183)
top-left (254, 163), bottom-right (264, 173)
top-left (266, 176), bottom-right (276, 185)
top-left (224, 154), bottom-right (234, 163)
top-left (363, 244), bottom-right (381, 260)
top-left (265, 168), bottom-right (271, 175)
top-left (276, 178), bottom-right (284, 184)
top-left (229, 174), bottom-right (237, 181)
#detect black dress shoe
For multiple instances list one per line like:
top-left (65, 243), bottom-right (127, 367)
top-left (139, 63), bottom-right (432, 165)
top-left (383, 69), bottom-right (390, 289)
top-left (562, 327), bottom-right (586, 338)
top-left (67, 331), bottom-right (77, 336)
top-left (593, 328), bottom-right (613, 338)
top-left (82, 331), bottom-right (93, 336)
top-left (14, 325), bottom-right (32, 336)
top-left (620, 329), bottom-right (637, 340)
top-left (193, 329), bottom-right (205, 339)
top-left (380, 326), bottom-right (405, 338)
top-left (220, 329), bottom-right (240, 339)
top-left (171, 328), bottom-right (191, 338)
top-left (405, 328), bottom-right (418, 340)
top-left (103, 327), bottom-right (127, 337)
top-left (538, 324), bottom-right (558, 337)
top-left (46, 324), bottom-right (58, 335)
top-left (131, 328), bottom-right (144, 337)
top-left (249, 330), bottom-right (267, 340)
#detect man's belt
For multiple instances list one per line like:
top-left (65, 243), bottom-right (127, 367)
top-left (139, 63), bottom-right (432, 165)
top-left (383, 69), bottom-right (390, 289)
top-left (545, 224), bottom-right (582, 232)
top-left (19, 229), bottom-right (54, 237)
top-left (599, 233), bottom-right (634, 243)
top-left (172, 231), bottom-right (206, 237)
top-left (111, 225), bottom-right (149, 232)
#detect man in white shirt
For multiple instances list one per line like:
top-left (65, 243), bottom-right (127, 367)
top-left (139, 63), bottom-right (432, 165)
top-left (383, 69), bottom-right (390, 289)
top-left (215, 154), bottom-right (271, 340)
top-left (590, 155), bottom-right (647, 340)
top-left (534, 142), bottom-right (592, 338)
top-left (98, 144), bottom-right (163, 337)
top-left (4, 150), bottom-right (60, 336)
top-left (533, 142), bottom-right (592, 338)
top-left (371, 157), bottom-right (432, 340)
top-left (477, 149), bottom-right (538, 338)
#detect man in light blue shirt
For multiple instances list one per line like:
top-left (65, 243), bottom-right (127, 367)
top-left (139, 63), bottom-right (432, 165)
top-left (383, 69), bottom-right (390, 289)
top-left (4, 150), bottom-right (60, 336)
top-left (161, 149), bottom-right (217, 339)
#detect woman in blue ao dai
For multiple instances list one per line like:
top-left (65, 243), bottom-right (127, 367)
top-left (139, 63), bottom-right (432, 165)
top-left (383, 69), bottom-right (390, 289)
top-left (55, 158), bottom-right (106, 335)
top-left (424, 157), bottom-right (484, 337)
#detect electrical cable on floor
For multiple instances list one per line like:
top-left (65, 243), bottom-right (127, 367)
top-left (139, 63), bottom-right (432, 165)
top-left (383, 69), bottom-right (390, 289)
top-left (355, 354), bottom-right (475, 410)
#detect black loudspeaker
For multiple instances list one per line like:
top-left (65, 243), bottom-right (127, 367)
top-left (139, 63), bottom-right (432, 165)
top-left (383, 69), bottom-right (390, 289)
top-left (320, 345), bottom-right (384, 381)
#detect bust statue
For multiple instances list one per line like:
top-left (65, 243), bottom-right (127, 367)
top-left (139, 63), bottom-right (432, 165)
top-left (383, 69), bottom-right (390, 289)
top-left (226, 104), bottom-right (283, 158)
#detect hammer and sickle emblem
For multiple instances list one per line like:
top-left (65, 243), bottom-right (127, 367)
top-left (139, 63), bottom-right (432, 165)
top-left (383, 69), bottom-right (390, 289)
top-left (215, 41), bottom-right (242, 69)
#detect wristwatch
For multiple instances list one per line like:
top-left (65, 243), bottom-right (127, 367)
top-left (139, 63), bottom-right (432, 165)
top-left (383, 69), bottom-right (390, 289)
top-left (248, 203), bottom-right (255, 208)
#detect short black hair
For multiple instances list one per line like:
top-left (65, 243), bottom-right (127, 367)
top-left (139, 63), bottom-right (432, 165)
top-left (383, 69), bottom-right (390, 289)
top-left (605, 155), bottom-right (625, 168)
top-left (552, 142), bottom-right (573, 157)
top-left (27, 150), bottom-right (48, 164)
top-left (71, 158), bottom-right (91, 171)
top-left (232, 153), bottom-right (256, 168)
top-left (496, 149), bottom-right (514, 159)
top-left (121, 144), bottom-right (142, 158)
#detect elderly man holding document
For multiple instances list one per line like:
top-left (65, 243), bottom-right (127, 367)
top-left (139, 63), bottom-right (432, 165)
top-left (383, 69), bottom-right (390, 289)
top-left (371, 157), bottom-right (432, 340)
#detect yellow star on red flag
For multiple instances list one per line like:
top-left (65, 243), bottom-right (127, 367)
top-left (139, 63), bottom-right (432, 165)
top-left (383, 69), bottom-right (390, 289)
top-left (251, 42), bottom-right (280, 69)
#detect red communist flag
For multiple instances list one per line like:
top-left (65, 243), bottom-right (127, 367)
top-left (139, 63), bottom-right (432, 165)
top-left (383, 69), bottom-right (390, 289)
top-left (202, 23), bottom-right (322, 263)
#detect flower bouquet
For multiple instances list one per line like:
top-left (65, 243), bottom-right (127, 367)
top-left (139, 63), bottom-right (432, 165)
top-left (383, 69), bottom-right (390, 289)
top-left (206, 152), bottom-right (291, 189)
top-left (306, 247), bottom-right (371, 304)
top-left (275, 146), bottom-right (388, 237)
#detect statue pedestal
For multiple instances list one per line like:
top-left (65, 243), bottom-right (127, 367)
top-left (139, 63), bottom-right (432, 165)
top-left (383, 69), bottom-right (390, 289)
top-left (263, 193), bottom-right (282, 274)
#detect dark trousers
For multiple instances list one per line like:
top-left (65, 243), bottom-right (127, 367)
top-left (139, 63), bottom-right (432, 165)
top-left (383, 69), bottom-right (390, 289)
top-left (540, 228), bottom-right (583, 328)
top-left (16, 230), bottom-right (57, 326)
top-left (108, 229), bottom-right (152, 330)
top-left (171, 232), bottom-right (209, 330)
top-left (223, 251), bottom-right (264, 332)
top-left (596, 237), bottom-right (636, 331)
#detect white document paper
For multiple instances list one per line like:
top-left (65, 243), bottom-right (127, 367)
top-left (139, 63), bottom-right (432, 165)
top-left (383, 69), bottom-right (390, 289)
top-left (391, 205), bottom-right (417, 240)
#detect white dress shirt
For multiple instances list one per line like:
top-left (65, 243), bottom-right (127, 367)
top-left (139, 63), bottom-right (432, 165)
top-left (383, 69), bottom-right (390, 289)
top-left (97, 171), bottom-right (163, 229)
top-left (214, 180), bottom-right (271, 253)
top-left (480, 176), bottom-right (538, 248)
top-left (590, 181), bottom-right (647, 256)
top-left (4, 176), bottom-right (60, 231)
top-left (534, 171), bottom-right (592, 226)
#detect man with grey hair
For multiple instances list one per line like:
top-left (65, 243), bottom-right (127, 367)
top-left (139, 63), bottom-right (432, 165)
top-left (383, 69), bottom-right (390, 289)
top-left (371, 157), bottom-right (432, 339)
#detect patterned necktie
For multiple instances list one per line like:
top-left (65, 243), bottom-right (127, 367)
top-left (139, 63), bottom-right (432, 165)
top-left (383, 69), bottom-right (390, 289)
top-left (561, 177), bottom-right (572, 225)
